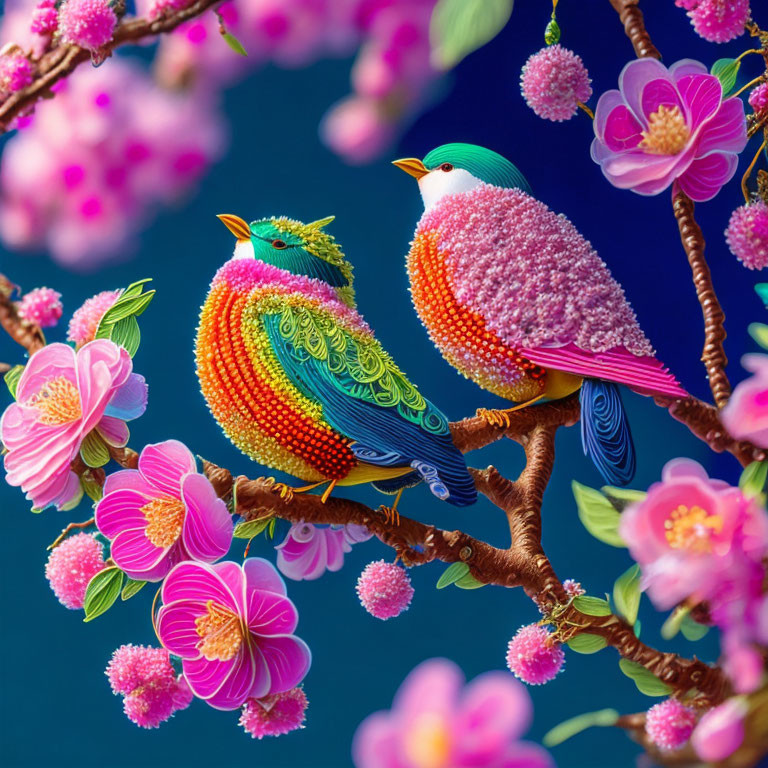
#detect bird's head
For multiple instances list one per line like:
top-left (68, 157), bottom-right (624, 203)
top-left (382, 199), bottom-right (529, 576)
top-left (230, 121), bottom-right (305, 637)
top-left (393, 143), bottom-right (531, 210)
top-left (216, 213), bottom-right (355, 305)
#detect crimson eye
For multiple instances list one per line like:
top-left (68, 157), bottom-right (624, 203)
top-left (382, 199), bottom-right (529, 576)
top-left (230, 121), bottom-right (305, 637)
top-left (439, 162), bottom-right (454, 172)
top-left (271, 239), bottom-right (287, 249)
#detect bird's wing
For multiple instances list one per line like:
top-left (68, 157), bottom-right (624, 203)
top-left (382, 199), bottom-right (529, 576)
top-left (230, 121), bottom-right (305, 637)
top-left (260, 302), bottom-right (475, 505)
top-left (520, 343), bottom-right (687, 398)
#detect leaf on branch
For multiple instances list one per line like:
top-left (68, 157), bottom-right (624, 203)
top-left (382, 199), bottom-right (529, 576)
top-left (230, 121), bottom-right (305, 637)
top-left (221, 31), bottom-right (248, 56)
top-left (83, 566), bottom-right (124, 622)
top-left (739, 460), bottom-right (768, 499)
top-left (233, 517), bottom-right (273, 539)
top-left (80, 430), bottom-right (110, 468)
top-left (573, 595), bottom-right (612, 617)
top-left (661, 604), bottom-right (691, 640)
top-left (121, 578), bottom-right (147, 601)
top-left (680, 614), bottom-right (710, 642)
top-left (618, 659), bottom-right (673, 697)
top-left (566, 633), bottom-right (607, 654)
top-left (436, 561), bottom-right (470, 589)
top-left (80, 473), bottom-right (104, 503)
top-left (544, 18), bottom-right (560, 45)
top-left (748, 322), bottom-right (768, 350)
top-left (4, 364), bottom-right (24, 400)
top-left (429, 0), bottom-right (514, 70)
top-left (572, 481), bottom-right (626, 547)
top-left (95, 279), bottom-right (154, 357)
top-left (612, 564), bottom-right (642, 625)
top-left (543, 708), bottom-right (619, 747)
top-left (455, 571), bottom-right (486, 589)
top-left (710, 58), bottom-right (740, 96)
top-left (601, 485), bottom-right (646, 512)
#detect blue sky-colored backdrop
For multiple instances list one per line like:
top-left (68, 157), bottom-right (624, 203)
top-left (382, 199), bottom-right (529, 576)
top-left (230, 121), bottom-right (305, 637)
top-left (1, 2), bottom-right (765, 766)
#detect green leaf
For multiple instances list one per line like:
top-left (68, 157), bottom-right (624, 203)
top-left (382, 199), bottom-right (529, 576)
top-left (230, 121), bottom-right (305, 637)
top-left (543, 708), bottom-right (619, 747)
top-left (221, 31), bottom-right (247, 56)
top-left (100, 292), bottom-right (155, 325)
top-left (680, 614), bottom-right (710, 642)
top-left (755, 283), bottom-right (768, 306)
top-left (267, 518), bottom-right (276, 539)
top-left (455, 571), bottom-right (486, 589)
top-left (740, 460), bottom-right (768, 498)
top-left (437, 561), bottom-right (470, 589)
top-left (430, 0), bottom-right (514, 70)
top-left (613, 564), bottom-right (642, 625)
top-left (619, 659), bottom-right (673, 697)
top-left (661, 605), bottom-right (692, 640)
top-left (601, 485), bottom-right (646, 511)
top-left (567, 633), bottom-right (608, 654)
top-left (572, 481), bottom-right (626, 547)
top-left (4, 364), bottom-right (24, 400)
top-left (573, 595), bottom-right (612, 617)
top-left (83, 567), bottom-right (124, 622)
top-left (121, 278), bottom-right (153, 299)
top-left (121, 578), bottom-right (147, 601)
top-left (109, 315), bottom-right (141, 357)
top-left (80, 474), bottom-right (103, 503)
top-left (233, 517), bottom-right (272, 539)
top-left (80, 430), bottom-right (110, 468)
top-left (544, 18), bottom-right (560, 45)
top-left (634, 619), bottom-right (642, 638)
top-left (711, 58), bottom-right (740, 96)
top-left (748, 322), bottom-right (768, 350)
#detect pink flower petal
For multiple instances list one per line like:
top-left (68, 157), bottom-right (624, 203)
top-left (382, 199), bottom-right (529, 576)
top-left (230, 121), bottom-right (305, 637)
top-left (15, 342), bottom-right (76, 403)
top-left (104, 373), bottom-right (147, 421)
top-left (677, 73), bottom-right (722, 130)
top-left (641, 78), bottom-right (683, 120)
top-left (618, 58), bottom-right (674, 124)
top-left (110, 527), bottom-right (169, 581)
top-left (96, 415), bottom-right (129, 447)
top-left (156, 599), bottom-right (207, 659)
top-left (669, 59), bottom-right (708, 82)
top-left (677, 152), bottom-right (738, 202)
top-left (352, 712), bottom-right (408, 768)
top-left (161, 561), bottom-right (240, 612)
top-left (180, 472), bottom-right (233, 563)
top-left (138, 439), bottom-right (196, 496)
top-left (103, 468), bottom-right (155, 497)
top-left (256, 635), bottom-right (311, 694)
top-left (243, 556), bottom-right (288, 597)
top-left (393, 658), bottom-right (462, 722)
top-left (95, 488), bottom-right (150, 539)
top-left (602, 104), bottom-right (643, 152)
top-left (76, 340), bottom-right (131, 432)
top-left (498, 742), bottom-right (556, 768)
top-left (246, 591), bottom-right (299, 636)
top-left (694, 97), bottom-right (747, 158)
top-left (184, 644), bottom-right (263, 710)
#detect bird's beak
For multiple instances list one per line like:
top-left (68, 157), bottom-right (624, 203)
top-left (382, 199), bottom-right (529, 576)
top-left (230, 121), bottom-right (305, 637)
top-left (392, 158), bottom-right (429, 180)
top-left (217, 214), bottom-right (251, 240)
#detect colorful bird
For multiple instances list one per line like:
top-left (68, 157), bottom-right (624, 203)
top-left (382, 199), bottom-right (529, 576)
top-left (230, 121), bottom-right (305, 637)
top-left (195, 213), bottom-right (476, 514)
top-left (393, 143), bottom-right (687, 486)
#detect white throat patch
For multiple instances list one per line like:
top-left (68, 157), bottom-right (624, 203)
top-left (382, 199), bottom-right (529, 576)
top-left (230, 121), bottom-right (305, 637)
top-left (233, 239), bottom-right (255, 260)
top-left (418, 168), bottom-right (483, 210)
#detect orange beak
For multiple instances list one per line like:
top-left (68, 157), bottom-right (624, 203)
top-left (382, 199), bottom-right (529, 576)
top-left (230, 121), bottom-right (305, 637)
top-left (392, 157), bottom-right (429, 180)
top-left (217, 214), bottom-right (251, 240)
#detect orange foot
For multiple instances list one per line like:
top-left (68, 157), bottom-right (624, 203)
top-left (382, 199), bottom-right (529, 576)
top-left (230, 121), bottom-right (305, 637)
top-left (378, 505), bottom-right (401, 526)
top-left (477, 395), bottom-right (546, 428)
top-left (257, 477), bottom-right (328, 503)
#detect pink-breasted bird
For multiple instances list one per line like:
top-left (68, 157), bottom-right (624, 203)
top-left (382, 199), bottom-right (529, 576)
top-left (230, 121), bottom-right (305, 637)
top-left (394, 143), bottom-right (687, 486)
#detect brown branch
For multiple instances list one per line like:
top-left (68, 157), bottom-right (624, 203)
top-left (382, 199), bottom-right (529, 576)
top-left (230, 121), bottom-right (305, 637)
top-left (0, 0), bottom-right (221, 133)
top-left (608, 0), bottom-right (661, 59)
top-left (672, 192), bottom-right (731, 409)
top-left (0, 275), bottom-right (45, 355)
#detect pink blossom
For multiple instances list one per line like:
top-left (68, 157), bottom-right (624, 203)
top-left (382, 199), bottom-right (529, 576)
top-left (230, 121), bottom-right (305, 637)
top-left (353, 658), bottom-right (554, 768)
top-left (95, 440), bottom-right (233, 582)
top-left (725, 201), bottom-right (768, 270)
top-left (619, 459), bottom-right (768, 610)
top-left (67, 289), bottom-right (122, 347)
top-left (563, 578), bottom-right (585, 597)
top-left (58, 0), bottom-right (117, 51)
top-left (686, 0), bottom-right (750, 43)
top-left (276, 522), bottom-right (371, 581)
top-left (16, 286), bottom-right (62, 327)
top-left (505, 624), bottom-right (565, 685)
top-left (30, 0), bottom-right (58, 35)
top-left (45, 532), bottom-right (106, 609)
top-left (106, 644), bottom-right (192, 728)
top-left (320, 96), bottom-right (396, 166)
top-left (356, 560), bottom-right (413, 619)
top-left (239, 688), bottom-right (308, 738)
top-left (722, 632), bottom-right (764, 694)
top-left (722, 354), bottom-right (768, 448)
top-left (748, 83), bottom-right (768, 115)
top-left (691, 698), bottom-right (747, 762)
top-left (520, 45), bottom-right (592, 122)
top-left (0, 54), bottom-right (33, 94)
top-left (155, 559), bottom-right (311, 710)
top-left (1, 340), bottom-right (147, 510)
top-left (591, 58), bottom-right (747, 201)
top-left (645, 699), bottom-right (696, 751)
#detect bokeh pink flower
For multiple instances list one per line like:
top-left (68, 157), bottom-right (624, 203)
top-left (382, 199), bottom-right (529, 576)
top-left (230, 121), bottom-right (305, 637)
top-left (45, 532), bottom-right (106, 609)
top-left (1, 339), bottom-right (147, 509)
top-left (156, 558), bottom-right (311, 710)
top-left (95, 439), bottom-right (233, 581)
top-left (725, 201), bottom-right (768, 270)
top-left (276, 521), bottom-right (371, 581)
top-left (16, 286), bottom-right (62, 327)
top-left (356, 560), bottom-right (413, 620)
top-left (691, 698), bottom-right (747, 762)
top-left (353, 658), bottom-right (554, 768)
top-left (722, 354), bottom-right (768, 448)
top-left (239, 687), bottom-right (308, 738)
top-left (591, 58), bottom-right (747, 201)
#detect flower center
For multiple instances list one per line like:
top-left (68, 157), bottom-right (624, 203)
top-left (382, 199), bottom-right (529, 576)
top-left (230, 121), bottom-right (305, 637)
top-left (141, 496), bottom-right (186, 547)
top-left (195, 600), bottom-right (244, 661)
top-left (664, 504), bottom-right (723, 553)
top-left (640, 105), bottom-right (690, 155)
top-left (402, 713), bottom-right (452, 768)
top-left (27, 376), bottom-right (82, 426)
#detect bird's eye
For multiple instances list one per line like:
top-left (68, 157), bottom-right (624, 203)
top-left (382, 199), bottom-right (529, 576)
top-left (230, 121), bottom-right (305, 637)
top-left (271, 239), bottom-right (287, 250)
top-left (439, 163), bottom-right (454, 172)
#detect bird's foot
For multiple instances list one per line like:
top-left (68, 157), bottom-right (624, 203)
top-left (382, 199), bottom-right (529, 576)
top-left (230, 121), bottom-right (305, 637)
top-left (258, 477), bottom-right (297, 502)
top-left (378, 504), bottom-right (401, 527)
top-left (476, 408), bottom-right (513, 428)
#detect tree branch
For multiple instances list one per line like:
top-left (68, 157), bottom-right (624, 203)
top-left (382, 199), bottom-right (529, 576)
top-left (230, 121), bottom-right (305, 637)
top-left (0, 0), bottom-right (221, 133)
top-left (0, 275), bottom-right (45, 355)
top-left (608, 0), bottom-right (661, 60)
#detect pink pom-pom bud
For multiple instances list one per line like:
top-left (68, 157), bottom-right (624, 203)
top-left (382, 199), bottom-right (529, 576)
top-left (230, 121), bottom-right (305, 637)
top-left (645, 699), bottom-right (697, 751)
top-left (16, 286), bottom-right (62, 328)
top-left (239, 688), bottom-right (308, 739)
top-left (506, 624), bottom-right (565, 685)
top-left (356, 560), bottom-right (414, 620)
top-left (45, 532), bottom-right (105, 609)
top-left (749, 83), bottom-right (768, 115)
top-left (31, 0), bottom-right (59, 35)
top-left (58, 0), bottom-right (117, 51)
top-left (520, 45), bottom-right (592, 122)
top-left (725, 201), bottom-right (768, 270)
top-left (67, 289), bottom-right (122, 347)
top-left (688, 0), bottom-right (749, 43)
top-left (0, 54), bottom-right (33, 94)
top-left (563, 578), bottom-right (585, 597)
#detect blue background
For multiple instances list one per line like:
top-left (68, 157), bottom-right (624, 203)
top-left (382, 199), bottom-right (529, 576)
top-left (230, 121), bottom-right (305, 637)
top-left (0, 2), bottom-right (765, 766)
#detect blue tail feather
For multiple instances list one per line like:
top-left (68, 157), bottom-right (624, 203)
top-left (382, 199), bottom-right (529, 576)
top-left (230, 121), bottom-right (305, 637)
top-left (580, 379), bottom-right (636, 486)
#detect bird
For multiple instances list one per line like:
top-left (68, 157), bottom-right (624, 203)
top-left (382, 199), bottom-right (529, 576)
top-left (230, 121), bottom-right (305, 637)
top-left (195, 212), bottom-right (477, 517)
top-left (393, 142), bottom-right (687, 486)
